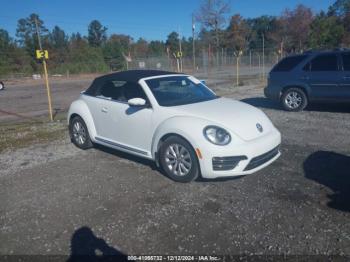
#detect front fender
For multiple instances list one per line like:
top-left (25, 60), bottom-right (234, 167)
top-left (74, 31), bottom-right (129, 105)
top-left (151, 116), bottom-right (211, 158)
top-left (67, 99), bottom-right (97, 141)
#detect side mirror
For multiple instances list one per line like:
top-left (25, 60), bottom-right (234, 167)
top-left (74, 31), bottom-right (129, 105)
top-left (127, 98), bottom-right (146, 107)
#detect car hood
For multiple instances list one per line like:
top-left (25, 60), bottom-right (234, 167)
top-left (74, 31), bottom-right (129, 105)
top-left (171, 97), bottom-right (274, 141)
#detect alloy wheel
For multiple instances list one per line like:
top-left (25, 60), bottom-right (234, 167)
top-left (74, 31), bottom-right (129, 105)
top-left (165, 143), bottom-right (192, 177)
top-left (285, 91), bottom-right (302, 109)
top-left (72, 121), bottom-right (86, 145)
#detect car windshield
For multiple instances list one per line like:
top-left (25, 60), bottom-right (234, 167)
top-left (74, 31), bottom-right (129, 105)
top-left (145, 76), bottom-right (218, 106)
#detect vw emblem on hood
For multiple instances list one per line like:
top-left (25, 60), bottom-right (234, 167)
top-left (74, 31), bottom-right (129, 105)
top-left (256, 123), bottom-right (263, 133)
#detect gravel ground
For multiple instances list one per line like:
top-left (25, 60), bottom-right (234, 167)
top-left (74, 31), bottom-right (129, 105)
top-left (0, 79), bottom-right (350, 259)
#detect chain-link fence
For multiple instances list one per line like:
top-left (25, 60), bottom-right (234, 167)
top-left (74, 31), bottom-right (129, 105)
top-left (127, 50), bottom-right (281, 86)
top-left (1, 49), bottom-right (286, 87)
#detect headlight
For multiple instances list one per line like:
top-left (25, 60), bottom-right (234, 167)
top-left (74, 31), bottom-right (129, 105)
top-left (203, 126), bottom-right (231, 145)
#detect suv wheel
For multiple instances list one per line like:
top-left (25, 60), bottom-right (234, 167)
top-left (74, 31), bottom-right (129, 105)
top-left (159, 136), bottom-right (199, 183)
top-left (69, 116), bottom-right (93, 150)
top-left (0, 82), bottom-right (4, 91)
top-left (281, 88), bottom-right (308, 112)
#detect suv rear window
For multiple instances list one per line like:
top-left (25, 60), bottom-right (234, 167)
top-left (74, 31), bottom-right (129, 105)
top-left (272, 55), bottom-right (307, 72)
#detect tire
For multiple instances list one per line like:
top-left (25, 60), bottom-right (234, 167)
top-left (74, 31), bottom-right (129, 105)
top-left (281, 87), bottom-right (308, 112)
top-left (159, 136), bottom-right (199, 183)
top-left (69, 116), bottom-right (93, 150)
top-left (0, 82), bottom-right (4, 91)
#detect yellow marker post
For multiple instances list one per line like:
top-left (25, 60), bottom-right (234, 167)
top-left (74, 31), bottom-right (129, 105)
top-left (43, 59), bottom-right (53, 121)
top-left (36, 49), bottom-right (53, 121)
top-left (36, 50), bottom-right (48, 60)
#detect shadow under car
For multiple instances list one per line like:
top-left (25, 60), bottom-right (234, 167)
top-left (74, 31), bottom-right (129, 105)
top-left (242, 97), bottom-right (350, 113)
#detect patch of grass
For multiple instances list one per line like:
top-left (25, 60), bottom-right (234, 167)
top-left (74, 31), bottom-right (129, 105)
top-left (0, 120), bottom-right (67, 153)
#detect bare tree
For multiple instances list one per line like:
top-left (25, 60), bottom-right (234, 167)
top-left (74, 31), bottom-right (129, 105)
top-left (283, 5), bottom-right (313, 52)
top-left (195, 0), bottom-right (230, 51)
top-left (227, 14), bottom-right (251, 52)
top-left (269, 5), bottom-right (313, 54)
top-left (268, 17), bottom-right (289, 56)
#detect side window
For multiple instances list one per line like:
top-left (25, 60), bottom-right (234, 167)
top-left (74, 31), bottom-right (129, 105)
top-left (307, 54), bottom-right (338, 71)
top-left (123, 82), bottom-right (148, 101)
top-left (272, 55), bottom-right (307, 72)
top-left (99, 80), bottom-right (127, 101)
top-left (342, 53), bottom-right (350, 71)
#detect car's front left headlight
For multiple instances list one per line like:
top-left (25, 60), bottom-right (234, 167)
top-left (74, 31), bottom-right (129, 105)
top-left (203, 126), bottom-right (231, 145)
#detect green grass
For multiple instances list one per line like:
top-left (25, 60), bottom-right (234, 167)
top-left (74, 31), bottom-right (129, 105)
top-left (0, 120), bottom-right (67, 153)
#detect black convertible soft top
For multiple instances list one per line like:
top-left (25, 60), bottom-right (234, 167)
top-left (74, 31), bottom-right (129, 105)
top-left (85, 70), bottom-right (179, 96)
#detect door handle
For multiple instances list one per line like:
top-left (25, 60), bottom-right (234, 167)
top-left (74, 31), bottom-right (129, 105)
top-left (343, 76), bottom-right (350, 80)
top-left (300, 76), bottom-right (309, 80)
top-left (101, 107), bottom-right (108, 113)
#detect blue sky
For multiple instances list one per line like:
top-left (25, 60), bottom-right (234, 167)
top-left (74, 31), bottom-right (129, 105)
top-left (0, 0), bottom-right (335, 41)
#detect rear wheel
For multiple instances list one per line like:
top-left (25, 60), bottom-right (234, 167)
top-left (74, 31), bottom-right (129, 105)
top-left (69, 116), bottom-right (93, 150)
top-left (0, 82), bottom-right (4, 91)
top-left (281, 88), bottom-right (308, 111)
top-left (159, 136), bottom-right (199, 183)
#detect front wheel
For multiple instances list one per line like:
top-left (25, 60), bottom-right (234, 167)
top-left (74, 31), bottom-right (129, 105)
top-left (159, 136), bottom-right (199, 183)
top-left (281, 88), bottom-right (308, 112)
top-left (69, 116), bottom-right (93, 150)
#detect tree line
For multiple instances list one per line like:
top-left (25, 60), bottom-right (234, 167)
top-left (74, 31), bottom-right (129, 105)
top-left (0, 0), bottom-right (349, 77)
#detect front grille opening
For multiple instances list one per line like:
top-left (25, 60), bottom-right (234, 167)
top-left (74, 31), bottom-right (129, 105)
top-left (212, 156), bottom-right (247, 171)
top-left (244, 146), bottom-right (280, 171)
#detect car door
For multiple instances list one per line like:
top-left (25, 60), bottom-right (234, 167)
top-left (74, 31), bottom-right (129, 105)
top-left (302, 53), bottom-right (343, 101)
top-left (339, 52), bottom-right (350, 101)
top-left (84, 80), bottom-right (123, 139)
top-left (94, 80), bottom-right (154, 157)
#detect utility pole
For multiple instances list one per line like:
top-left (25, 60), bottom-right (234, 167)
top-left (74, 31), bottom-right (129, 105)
top-left (262, 33), bottom-right (265, 81)
top-left (35, 18), bottom-right (53, 121)
top-left (192, 14), bottom-right (196, 71)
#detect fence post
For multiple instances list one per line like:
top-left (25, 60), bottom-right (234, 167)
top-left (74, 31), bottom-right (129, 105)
top-left (249, 50), bottom-right (252, 69)
top-left (258, 54), bottom-right (261, 79)
top-left (262, 33), bottom-right (265, 81)
top-left (236, 56), bottom-right (239, 86)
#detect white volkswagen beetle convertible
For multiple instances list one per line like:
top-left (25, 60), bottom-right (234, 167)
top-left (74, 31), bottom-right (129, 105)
top-left (68, 70), bottom-right (281, 182)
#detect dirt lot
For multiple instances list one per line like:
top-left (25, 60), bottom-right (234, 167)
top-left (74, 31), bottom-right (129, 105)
top-left (0, 77), bottom-right (94, 123)
top-left (0, 77), bottom-right (350, 258)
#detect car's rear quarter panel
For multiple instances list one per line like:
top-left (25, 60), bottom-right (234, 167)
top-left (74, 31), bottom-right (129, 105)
top-left (68, 96), bottom-right (98, 142)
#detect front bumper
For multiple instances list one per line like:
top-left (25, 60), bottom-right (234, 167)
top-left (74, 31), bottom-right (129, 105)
top-left (198, 128), bottom-right (281, 179)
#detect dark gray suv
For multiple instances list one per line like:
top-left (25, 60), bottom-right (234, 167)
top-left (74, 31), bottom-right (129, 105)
top-left (264, 50), bottom-right (350, 111)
